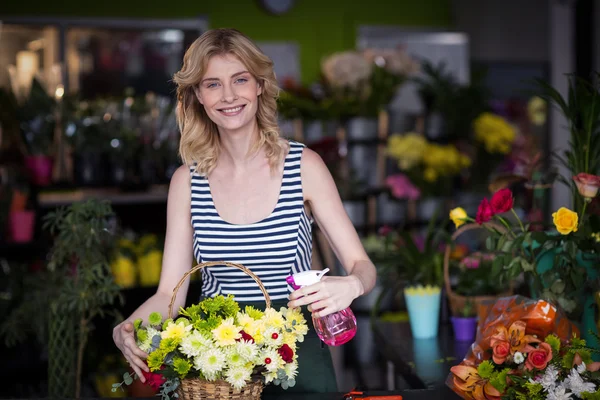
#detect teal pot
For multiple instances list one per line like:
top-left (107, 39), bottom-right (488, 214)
top-left (404, 286), bottom-right (442, 339)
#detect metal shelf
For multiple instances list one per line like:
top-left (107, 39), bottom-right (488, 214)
top-left (37, 184), bottom-right (169, 208)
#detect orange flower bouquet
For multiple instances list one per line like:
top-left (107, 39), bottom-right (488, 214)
top-left (447, 295), bottom-right (600, 400)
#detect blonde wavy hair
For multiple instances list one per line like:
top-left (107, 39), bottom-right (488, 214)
top-left (173, 28), bottom-right (288, 176)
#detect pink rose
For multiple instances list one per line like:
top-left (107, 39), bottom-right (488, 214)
top-left (573, 173), bottom-right (600, 198)
top-left (525, 342), bottom-right (553, 370)
top-left (490, 339), bottom-right (511, 364)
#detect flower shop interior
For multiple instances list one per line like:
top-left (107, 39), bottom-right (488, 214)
top-left (2, 0), bottom-right (600, 399)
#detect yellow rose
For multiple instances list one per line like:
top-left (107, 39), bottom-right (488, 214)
top-left (552, 207), bottom-right (579, 235)
top-left (449, 207), bottom-right (468, 229)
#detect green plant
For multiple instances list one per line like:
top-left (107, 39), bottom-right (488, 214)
top-left (1, 199), bottom-right (123, 398)
top-left (458, 299), bottom-right (475, 318)
top-left (535, 72), bottom-right (600, 233)
top-left (370, 210), bottom-right (450, 319)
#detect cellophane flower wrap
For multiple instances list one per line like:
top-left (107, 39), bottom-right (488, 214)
top-left (128, 295), bottom-right (308, 398)
top-left (446, 295), bottom-right (600, 400)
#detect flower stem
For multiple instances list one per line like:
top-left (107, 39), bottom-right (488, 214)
top-left (511, 208), bottom-right (526, 232)
top-left (496, 216), bottom-right (517, 238)
top-left (579, 201), bottom-right (588, 229)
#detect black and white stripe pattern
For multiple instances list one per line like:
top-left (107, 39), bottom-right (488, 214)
top-left (190, 141), bottom-right (312, 301)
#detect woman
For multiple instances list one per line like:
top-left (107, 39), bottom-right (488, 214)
top-left (112, 28), bottom-right (376, 393)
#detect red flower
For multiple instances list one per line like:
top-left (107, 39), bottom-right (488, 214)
top-left (490, 188), bottom-right (514, 214)
top-left (277, 344), bottom-right (294, 363)
top-left (525, 342), bottom-right (553, 370)
top-left (238, 330), bottom-right (254, 343)
top-left (141, 369), bottom-right (166, 391)
top-left (476, 198), bottom-right (494, 224)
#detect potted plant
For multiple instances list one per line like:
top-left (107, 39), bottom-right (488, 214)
top-left (9, 79), bottom-right (57, 186)
top-left (321, 48), bottom-right (419, 138)
top-left (1, 199), bottom-right (123, 398)
top-left (450, 299), bottom-right (478, 342)
top-left (373, 211), bottom-right (450, 339)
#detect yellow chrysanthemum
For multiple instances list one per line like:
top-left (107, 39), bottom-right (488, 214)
top-left (424, 168), bottom-right (438, 182)
top-left (236, 312), bottom-right (255, 331)
top-left (212, 317), bottom-right (241, 346)
top-left (386, 133), bottom-right (428, 170)
top-left (161, 320), bottom-right (192, 341)
top-left (473, 112), bottom-right (516, 155)
top-left (261, 308), bottom-right (286, 329)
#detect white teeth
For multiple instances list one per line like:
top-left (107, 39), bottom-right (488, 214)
top-left (221, 106), bottom-right (243, 113)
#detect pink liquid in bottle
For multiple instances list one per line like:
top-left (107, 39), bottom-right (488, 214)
top-left (286, 269), bottom-right (357, 346)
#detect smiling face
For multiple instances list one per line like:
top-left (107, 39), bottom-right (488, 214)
top-left (195, 53), bottom-right (262, 135)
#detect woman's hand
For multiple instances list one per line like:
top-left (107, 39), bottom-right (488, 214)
top-left (113, 321), bottom-right (149, 382)
top-left (287, 275), bottom-right (363, 318)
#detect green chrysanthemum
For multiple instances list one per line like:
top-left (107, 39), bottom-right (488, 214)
top-left (162, 318), bottom-right (173, 330)
top-left (148, 312), bottom-right (163, 326)
top-left (244, 306), bottom-right (264, 320)
top-left (159, 337), bottom-right (179, 353)
top-left (544, 334), bottom-right (561, 354)
top-left (173, 357), bottom-right (192, 378)
top-left (147, 349), bottom-right (165, 372)
top-left (136, 328), bottom-right (148, 343)
top-left (133, 318), bottom-right (143, 331)
top-left (477, 360), bottom-right (494, 379)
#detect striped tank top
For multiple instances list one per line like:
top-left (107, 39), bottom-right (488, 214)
top-left (189, 140), bottom-right (313, 302)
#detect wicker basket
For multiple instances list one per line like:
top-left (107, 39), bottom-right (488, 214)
top-left (443, 222), bottom-right (513, 316)
top-left (168, 261), bottom-right (271, 400)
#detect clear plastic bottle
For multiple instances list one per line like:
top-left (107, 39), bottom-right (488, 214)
top-left (286, 268), bottom-right (357, 346)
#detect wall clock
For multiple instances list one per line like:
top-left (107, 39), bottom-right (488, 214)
top-left (258, 0), bottom-right (296, 15)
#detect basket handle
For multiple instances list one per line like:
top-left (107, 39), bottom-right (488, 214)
top-left (443, 222), bottom-right (508, 301)
top-left (168, 261), bottom-right (271, 319)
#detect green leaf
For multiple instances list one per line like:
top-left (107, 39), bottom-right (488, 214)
top-left (501, 239), bottom-right (514, 253)
top-left (486, 236), bottom-right (496, 251)
top-left (551, 279), bottom-right (566, 294)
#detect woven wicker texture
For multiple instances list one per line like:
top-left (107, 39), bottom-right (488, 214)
top-left (170, 261), bottom-right (270, 400)
top-left (444, 222), bottom-right (514, 315)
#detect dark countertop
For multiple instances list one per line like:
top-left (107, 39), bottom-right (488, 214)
top-left (263, 387), bottom-right (457, 399)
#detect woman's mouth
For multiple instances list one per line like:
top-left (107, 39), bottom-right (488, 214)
top-left (218, 105), bottom-right (246, 116)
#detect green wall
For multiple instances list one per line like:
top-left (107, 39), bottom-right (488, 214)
top-left (1, 0), bottom-right (451, 83)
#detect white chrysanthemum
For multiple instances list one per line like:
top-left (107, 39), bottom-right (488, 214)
top-left (540, 365), bottom-right (559, 392)
top-left (284, 362), bottom-right (298, 379)
top-left (263, 327), bottom-right (284, 347)
top-left (264, 371), bottom-right (277, 385)
top-left (234, 340), bottom-right (259, 363)
top-left (138, 327), bottom-right (160, 352)
top-left (226, 347), bottom-right (247, 367)
top-left (194, 347), bottom-right (226, 377)
top-left (565, 367), bottom-right (596, 397)
top-left (180, 330), bottom-right (212, 358)
top-left (577, 362), bottom-right (587, 375)
top-left (547, 385), bottom-right (573, 400)
top-left (513, 351), bottom-right (525, 364)
top-left (262, 348), bottom-right (284, 373)
top-left (262, 308), bottom-right (286, 329)
top-left (225, 365), bottom-right (252, 391)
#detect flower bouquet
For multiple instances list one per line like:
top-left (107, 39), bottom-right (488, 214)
top-left (447, 295), bottom-right (600, 400)
top-left (113, 262), bottom-right (309, 400)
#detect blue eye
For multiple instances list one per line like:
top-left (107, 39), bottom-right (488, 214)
top-left (235, 78), bottom-right (248, 84)
top-left (206, 82), bottom-right (219, 89)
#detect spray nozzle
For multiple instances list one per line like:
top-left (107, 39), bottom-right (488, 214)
top-left (286, 268), bottom-right (330, 290)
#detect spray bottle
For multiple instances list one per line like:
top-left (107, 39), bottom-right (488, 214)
top-left (286, 268), bottom-right (357, 346)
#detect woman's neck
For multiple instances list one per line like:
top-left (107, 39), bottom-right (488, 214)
top-left (217, 121), bottom-right (263, 171)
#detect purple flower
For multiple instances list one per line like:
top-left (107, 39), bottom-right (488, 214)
top-left (386, 174), bottom-right (421, 200)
